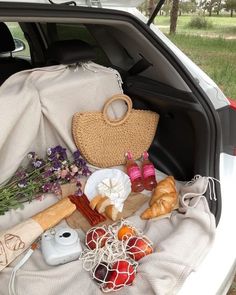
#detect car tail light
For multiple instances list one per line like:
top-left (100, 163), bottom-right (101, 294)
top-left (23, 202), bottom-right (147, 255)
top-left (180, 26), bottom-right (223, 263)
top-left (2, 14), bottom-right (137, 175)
top-left (228, 98), bottom-right (236, 110)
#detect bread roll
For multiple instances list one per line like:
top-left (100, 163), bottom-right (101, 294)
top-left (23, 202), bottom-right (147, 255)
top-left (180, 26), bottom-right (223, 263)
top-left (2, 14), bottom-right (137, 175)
top-left (105, 205), bottom-right (120, 221)
top-left (141, 176), bottom-right (177, 220)
top-left (96, 197), bottom-right (111, 214)
top-left (89, 195), bottom-right (104, 210)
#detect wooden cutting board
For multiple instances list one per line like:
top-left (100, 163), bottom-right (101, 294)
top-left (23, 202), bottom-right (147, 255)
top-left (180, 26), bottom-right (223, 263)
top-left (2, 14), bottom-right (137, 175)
top-left (61, 183), bottom-right (149, 232)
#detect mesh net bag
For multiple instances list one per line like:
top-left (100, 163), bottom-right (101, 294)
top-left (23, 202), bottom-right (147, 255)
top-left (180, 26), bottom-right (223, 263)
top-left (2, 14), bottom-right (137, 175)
top-left (80, 220), bottom-right (153, 292)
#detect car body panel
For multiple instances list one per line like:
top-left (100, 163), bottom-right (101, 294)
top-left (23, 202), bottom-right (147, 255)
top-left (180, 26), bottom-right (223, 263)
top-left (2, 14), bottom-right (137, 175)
top-left (0, 2), bottom-right (235, 295)
top-left (180, 153), bottom-right (236, 295)
top-left (0, 0), bottom-right (145, 7)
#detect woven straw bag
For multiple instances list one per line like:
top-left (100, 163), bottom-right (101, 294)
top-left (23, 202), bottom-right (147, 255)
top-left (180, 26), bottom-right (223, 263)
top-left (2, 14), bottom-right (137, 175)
top-left (72, 94), bottom-right (159, 168)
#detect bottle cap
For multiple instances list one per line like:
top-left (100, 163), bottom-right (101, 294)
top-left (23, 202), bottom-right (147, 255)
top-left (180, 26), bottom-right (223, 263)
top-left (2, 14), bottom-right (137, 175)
top-left (125, 151), bottom-right (133, 160)
top-left (143, 151), bottom-right (149, 160)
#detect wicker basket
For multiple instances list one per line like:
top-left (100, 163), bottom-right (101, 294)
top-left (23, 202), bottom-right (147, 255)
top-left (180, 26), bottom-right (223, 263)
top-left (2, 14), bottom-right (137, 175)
top-left (72, 94), bottom-right (159, 168)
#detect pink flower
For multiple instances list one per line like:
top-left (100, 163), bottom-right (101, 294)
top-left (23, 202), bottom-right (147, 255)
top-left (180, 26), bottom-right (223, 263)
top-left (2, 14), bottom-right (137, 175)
top-left (70, 165), bottom-right (79, 173)
top-left (60, 169), bottom-right (69, 179)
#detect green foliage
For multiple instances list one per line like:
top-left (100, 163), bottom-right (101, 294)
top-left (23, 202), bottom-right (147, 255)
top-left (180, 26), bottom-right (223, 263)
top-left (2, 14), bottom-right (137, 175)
top-left (179, 0), bottom-right (197, 14)
top-left (168, 34), bottom-right (236, 99)
top-left (161, 1), bottom-right (172, 16)
top-left (225, 0), bottom-right (236, 10)
top-left (187, 16), bottom-right (213, 29)
top-left (224, 0), bottom-right (236, 16)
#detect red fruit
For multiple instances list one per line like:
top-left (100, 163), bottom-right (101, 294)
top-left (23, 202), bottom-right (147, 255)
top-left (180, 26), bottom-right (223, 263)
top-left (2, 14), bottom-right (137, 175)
top-left (94, 262), bottom-right (109, 284)
top-left (126, 236), bottom-right (153, 261)
top-left (85, 227), bottom-right (108, 250)
top-left (105, 260), bottom-right (136, 290)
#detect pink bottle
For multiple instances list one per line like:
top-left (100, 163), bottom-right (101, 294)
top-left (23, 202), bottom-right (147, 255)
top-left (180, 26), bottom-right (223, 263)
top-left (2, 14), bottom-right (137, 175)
top-left (125, 152), bottom-right (144, 193)
top-left (142, 151), bottom-right (157, 191)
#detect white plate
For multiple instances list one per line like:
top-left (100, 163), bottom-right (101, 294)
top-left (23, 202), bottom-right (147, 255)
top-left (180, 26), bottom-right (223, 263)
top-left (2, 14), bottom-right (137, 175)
top-left (84, 168), bottom-right (131, 211)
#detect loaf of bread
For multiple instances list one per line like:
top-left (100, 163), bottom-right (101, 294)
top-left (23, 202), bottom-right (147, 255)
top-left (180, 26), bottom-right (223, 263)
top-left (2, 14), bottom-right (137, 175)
top-left (0, 197), bottom-right (76, 272)
top-left (32, 197), bottom-right (76, 231)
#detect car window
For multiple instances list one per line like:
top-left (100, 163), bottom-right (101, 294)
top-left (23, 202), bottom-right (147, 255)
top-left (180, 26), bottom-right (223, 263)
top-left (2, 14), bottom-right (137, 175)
top-left (42, 23), bottom-right (110, 65)
top-left (41, 23), bottom-right (110, 65)
top-left (6, 22), bottom-right (31, 61)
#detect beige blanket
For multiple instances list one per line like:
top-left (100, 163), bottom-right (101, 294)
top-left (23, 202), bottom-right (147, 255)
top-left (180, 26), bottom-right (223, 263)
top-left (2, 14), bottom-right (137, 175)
top-left (0, 175), bottom-right (216, 295)
top-left (0, 62), bottom-right (125, 184)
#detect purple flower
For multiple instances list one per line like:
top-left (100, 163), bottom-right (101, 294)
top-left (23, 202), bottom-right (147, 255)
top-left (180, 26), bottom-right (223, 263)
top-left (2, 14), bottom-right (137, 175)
top-left (27, 152), bottom-right (36, 160)
top-left (73, 150), bottom-right (81, 160)
top-left (51, 160), bottom-right (62, 170)
top-left (47, 145), bottom-right (67, 162)
top-left (47, 148), bottom-right (52, 156)
top-left (76, 179), bottom-right (82, 187)
top-left (42, 169), bottom-right (53, 179)
top-left (32, 160), bottom-right (45, 168)
top-left (51, 182), bottom-right (61, 195)
top-left (74, 187), bottom-right (83, 196)
top-left (82, 167), bottom-right (91, 177)
top-left (18, 179), bottom-right (28, 188)
top-left (42, 182), bottom-right (53, 193)
top-left (15, 168), bottom-right (27, 180)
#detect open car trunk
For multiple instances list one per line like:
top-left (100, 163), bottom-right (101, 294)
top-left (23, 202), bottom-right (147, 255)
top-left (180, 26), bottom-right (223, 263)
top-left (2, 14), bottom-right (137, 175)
top-left (0, 2), bottom-right (222, 295)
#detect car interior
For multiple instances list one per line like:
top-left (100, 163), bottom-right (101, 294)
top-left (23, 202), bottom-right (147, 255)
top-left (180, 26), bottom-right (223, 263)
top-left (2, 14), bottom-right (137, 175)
top-left (0, 22), bottom-right (31, 85)
top-left (0, 4), bottom-right (221, 222)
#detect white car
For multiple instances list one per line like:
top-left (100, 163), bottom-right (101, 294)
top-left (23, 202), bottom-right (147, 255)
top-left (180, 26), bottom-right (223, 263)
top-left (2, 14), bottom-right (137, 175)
top-left (0, 1), bottom-right (235, 294)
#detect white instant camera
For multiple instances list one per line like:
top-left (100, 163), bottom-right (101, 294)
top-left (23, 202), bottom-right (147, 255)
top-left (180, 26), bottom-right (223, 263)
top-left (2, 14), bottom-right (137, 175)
top-left (41, 226), bottom-right (82, 266)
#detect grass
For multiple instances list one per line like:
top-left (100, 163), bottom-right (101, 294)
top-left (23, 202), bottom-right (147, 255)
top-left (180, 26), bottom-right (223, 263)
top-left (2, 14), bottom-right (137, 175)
top-left (155, 16), bottom-right (236, 99)
top-left (155, 15), bottom-right (236, 38)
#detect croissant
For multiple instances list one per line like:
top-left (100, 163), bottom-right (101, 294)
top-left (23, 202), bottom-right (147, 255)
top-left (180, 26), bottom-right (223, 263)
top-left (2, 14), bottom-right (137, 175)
top-left (141, 176), bottom-right (177, 220)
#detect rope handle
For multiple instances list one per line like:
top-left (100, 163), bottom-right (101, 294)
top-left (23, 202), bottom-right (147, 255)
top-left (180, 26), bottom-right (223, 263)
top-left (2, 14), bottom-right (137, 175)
top-left (102, 94), bottom-right (133, 126)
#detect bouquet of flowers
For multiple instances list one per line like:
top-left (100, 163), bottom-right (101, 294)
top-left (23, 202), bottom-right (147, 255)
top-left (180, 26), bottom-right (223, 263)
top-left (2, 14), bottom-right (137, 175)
top-left (0, 145), bottom-right (91, 215)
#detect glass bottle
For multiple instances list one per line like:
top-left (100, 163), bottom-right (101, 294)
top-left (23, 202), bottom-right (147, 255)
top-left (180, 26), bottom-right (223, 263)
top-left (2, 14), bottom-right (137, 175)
top-left (142, 151), bottom-right (157, 191)
top-left (125, 152), bottom-right (144, 193)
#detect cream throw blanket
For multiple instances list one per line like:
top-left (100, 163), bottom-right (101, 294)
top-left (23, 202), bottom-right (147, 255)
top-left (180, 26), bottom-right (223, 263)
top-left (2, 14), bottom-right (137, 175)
top-left (0, 175), bottom-right (216, 295)
top-left (0, 64), bottom-right (216, 294)
top-left (0, 62), bottom-right (125, 184)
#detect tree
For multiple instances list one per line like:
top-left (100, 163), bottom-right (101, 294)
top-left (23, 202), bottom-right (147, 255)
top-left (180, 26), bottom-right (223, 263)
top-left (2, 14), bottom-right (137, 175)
top-left (216, 0), bottom-right (222, 15)
top-left (224, 0), bottom-right (236, 16)
top-left (201, 0), bottom-right (218, 16)
top-left (170, 0), bottom-right (180, 34)
top-left (179, 0), bottom-right (197, 15)
top-left (148, 0), bottom-right (156, 17)
top-left (138, 0), bottom-right (158, 18)
top-left (162, 0), bottom-right (172, 16)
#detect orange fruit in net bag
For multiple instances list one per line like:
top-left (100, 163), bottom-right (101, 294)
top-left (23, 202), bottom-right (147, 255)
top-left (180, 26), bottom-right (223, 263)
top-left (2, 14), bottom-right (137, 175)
top-left (117, 225), bottom-right (136, 241)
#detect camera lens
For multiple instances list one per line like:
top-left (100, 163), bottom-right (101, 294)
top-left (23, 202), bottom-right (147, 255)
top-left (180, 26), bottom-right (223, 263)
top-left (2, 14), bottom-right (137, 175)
top-left (55, 228), bottom-right (78, 246)
top-left (62, 232), bottom-right (71, 238)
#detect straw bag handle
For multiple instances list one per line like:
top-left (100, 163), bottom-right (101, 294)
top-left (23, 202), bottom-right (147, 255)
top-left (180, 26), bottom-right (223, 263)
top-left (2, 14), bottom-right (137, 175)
top-left (103, 94), bottom-right (133, 126)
